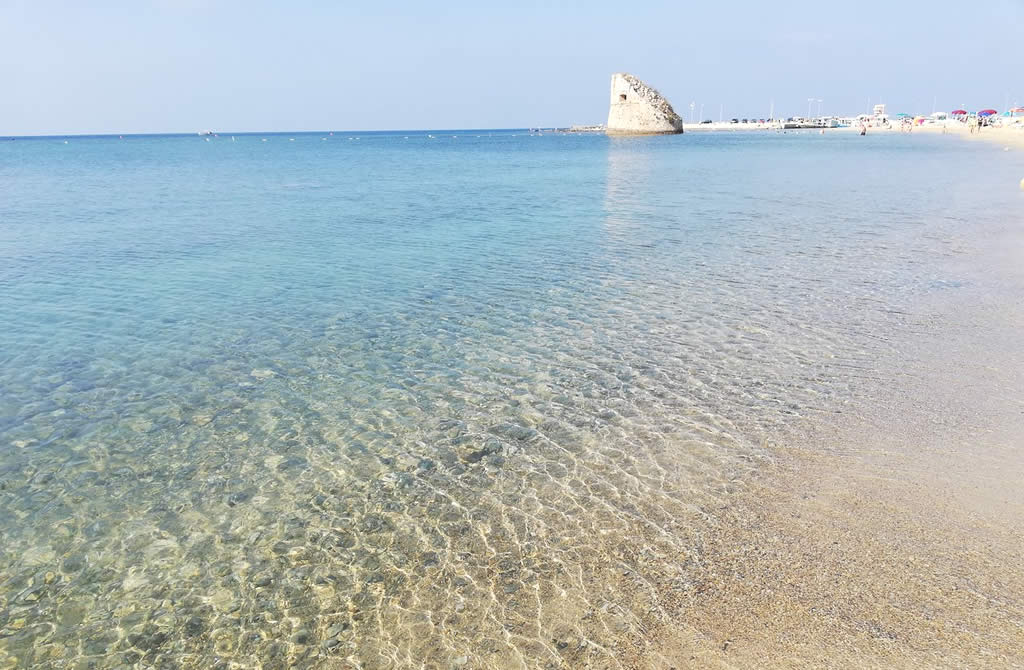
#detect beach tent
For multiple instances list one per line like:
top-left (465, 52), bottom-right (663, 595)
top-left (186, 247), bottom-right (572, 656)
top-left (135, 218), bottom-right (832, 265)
top-left (978, 109), bottom-right (998, 117)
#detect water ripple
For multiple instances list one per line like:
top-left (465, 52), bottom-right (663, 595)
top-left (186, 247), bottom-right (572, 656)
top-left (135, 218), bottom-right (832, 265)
top-left (1, 131), bottom-right (1020, 668)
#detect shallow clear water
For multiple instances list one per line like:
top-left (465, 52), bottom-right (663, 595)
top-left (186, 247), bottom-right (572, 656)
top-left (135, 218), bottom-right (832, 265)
top-left (1, 130), bottom-right (1021, 668)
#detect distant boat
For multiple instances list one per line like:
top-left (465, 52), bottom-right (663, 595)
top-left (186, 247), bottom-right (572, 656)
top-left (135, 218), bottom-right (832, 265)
top-left (197, 130), bottom-right (214, 136)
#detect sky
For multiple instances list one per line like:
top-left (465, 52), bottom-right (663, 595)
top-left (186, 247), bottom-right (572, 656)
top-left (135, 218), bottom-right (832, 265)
top-left (1, 0), bottom-right (1022, 135)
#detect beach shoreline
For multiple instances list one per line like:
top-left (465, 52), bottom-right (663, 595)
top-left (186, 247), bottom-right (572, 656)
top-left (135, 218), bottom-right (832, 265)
top-left (676, 119), bottom-right (1024, 141)
top-left (637, 291), bottom-right (1024, 667)
top-left (622, 137), bottom-right (1024, 667)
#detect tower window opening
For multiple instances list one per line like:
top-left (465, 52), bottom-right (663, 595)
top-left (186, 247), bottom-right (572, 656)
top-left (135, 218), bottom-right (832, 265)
top-left (619, 94), bottom-right (627, 101)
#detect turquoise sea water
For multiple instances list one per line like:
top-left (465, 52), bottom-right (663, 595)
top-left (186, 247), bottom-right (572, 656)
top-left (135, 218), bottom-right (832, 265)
top-left (1, 130), bottom-right (1022, 668)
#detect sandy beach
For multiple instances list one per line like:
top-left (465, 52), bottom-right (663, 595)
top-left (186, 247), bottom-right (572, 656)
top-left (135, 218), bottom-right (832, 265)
top-left (5, 0), bottom-right (1024, 664)
top-left (681, 119), bottom-right (1024, 143)
top-left (636, 298), bottom-right (1024, 668)
top-left (617, 143), bottom-right (1024, 668)
top-left (927, 122), bottom-right (1024, 150)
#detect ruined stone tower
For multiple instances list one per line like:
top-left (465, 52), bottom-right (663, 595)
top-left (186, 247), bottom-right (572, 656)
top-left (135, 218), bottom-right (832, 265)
top-left (606, 73), bottom-right (684, 135)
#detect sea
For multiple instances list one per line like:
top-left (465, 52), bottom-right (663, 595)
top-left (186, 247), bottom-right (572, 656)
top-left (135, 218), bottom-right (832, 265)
top-left (1, 129), bottom-right (1022, 668)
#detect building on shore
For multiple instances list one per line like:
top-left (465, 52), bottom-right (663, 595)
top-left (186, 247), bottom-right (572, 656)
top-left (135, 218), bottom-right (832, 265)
top-left (606, 73), bottom-right (684, 135)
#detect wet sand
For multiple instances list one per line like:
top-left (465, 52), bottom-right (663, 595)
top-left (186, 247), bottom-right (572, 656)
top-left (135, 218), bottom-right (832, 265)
top-left (917, 122), bottom-right (1024, 151)
top-left (965, 125), bottom-right (1024, 154)
top-left (626, 240), bottom-right (1024, 667)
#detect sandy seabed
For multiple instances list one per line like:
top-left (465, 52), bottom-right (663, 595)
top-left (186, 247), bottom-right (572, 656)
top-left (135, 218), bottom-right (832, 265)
top-left (623, 156), bottom-right (1024, 668)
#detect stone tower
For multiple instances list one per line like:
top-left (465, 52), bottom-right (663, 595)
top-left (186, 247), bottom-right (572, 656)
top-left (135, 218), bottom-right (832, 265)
top-left (606, 73), bottom-right (684, 135)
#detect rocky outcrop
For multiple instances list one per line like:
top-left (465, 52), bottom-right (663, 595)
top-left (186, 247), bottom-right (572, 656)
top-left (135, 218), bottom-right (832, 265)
top-left (606, 73), bottom-right (683, 135)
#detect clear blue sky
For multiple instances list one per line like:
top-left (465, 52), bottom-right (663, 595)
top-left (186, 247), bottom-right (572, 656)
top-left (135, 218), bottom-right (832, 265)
top-left (2, 0), bottom-right (1022, 135)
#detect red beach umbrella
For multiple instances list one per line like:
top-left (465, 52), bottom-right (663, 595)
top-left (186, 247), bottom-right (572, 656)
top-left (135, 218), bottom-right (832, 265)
top-left (978, 109), bottom-right (998, 116)
top-left (1011, 107), bottom-right (1024, 113)
top-left (951, 109), bottom-right (967, 115)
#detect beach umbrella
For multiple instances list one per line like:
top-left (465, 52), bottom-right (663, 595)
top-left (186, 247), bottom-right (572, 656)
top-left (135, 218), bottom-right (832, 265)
top-left (1011, 107), bottom-right (1024, 114)
top-left (951, 109), bottom-right (967, 115)
top-left (978, 109), bottom-right (997, 117)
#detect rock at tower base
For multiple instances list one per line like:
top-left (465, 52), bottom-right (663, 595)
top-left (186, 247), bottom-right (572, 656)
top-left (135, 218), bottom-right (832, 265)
top-left (606, 73), bottom-right (683, 135)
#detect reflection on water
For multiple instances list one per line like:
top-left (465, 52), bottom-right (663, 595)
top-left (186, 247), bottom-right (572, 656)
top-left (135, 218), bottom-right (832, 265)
top-left (0, 131), bottom-right (1019, 668)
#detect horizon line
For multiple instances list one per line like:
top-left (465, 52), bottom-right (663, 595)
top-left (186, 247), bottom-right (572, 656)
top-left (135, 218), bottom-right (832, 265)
top-left (0, 127), bottom-right (575, 140)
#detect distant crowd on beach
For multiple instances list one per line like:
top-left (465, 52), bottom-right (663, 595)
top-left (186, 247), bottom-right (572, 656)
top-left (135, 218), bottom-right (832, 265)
top-left (838, 106), bottom-right (1024, 138)
top-left (671, 107), bottom-right (1024, 136)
